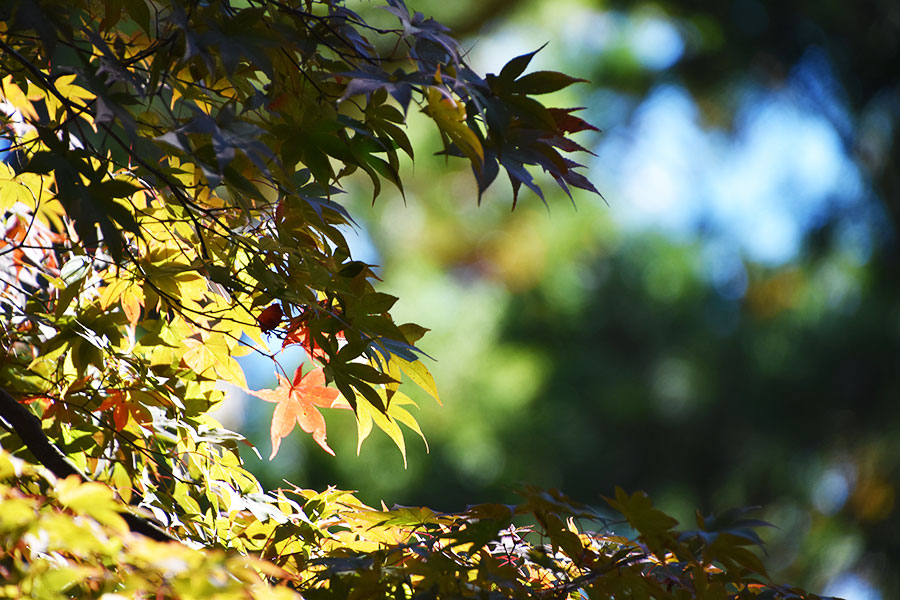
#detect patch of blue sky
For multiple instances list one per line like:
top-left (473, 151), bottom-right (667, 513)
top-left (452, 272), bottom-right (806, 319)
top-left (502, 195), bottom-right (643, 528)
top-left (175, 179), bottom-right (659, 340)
top-left (825, 573), bottom-right (882, 600)
top-left (469, 7), bottom-right (871, 273)
top-left (595, 81), bottom-right (865, 267)
top-left (337, 223), bottom-right (380, 268)
top-left (239, 334), bottom-right (307, 391)
top-left (710, 90), bottom-right (861, 262)
top-left (630, 14), bottom-right (684, 70)
top-left (562, 8), bottom-right (616, 55)
top-left (551, 7), bottom-right (684, 70)
top-left (812, 465), bottom-right (853, 516)
top-left (466, 4), bottom-right (684, 76)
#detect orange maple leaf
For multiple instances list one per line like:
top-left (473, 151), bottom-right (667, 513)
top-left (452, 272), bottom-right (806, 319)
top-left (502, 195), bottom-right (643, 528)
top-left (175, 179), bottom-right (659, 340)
top-left (247, 365), bottom-right (345, 459)
top-left (96, 390), bottom-right (151, 431)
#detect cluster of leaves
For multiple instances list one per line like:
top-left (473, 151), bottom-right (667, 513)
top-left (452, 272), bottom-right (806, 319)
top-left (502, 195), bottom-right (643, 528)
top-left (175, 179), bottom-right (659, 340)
top-left (289, 486), bottom-right (825, 600)
top-left (0, 445), bottom-right (823, 599)
top-left (0, 0), bottom-right (825, 598)
top-left (0, 0), bottom-right (591, 459)
top-left (0, 450), bottom-right (296, 599)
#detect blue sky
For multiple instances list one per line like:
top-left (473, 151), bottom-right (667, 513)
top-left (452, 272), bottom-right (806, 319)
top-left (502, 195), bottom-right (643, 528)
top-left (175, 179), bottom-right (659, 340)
top-left (469, 9), bottom-right (875, 275)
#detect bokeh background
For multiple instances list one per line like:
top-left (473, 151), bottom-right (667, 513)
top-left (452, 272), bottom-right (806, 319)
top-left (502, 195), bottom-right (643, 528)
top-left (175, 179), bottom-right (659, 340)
top-left (221, 2), bottom-right (900, 598)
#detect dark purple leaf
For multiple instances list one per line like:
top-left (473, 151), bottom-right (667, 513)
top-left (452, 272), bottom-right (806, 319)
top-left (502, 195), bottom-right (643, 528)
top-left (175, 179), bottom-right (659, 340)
top-left (513, 71), bottom-right (588, 95)
top-left (497, 43), bottom-right (547, 84)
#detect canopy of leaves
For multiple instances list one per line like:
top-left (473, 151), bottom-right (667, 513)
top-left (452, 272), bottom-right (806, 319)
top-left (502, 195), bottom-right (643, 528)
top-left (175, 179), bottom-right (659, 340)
top-left (0, 0), bottom-right (826, 597)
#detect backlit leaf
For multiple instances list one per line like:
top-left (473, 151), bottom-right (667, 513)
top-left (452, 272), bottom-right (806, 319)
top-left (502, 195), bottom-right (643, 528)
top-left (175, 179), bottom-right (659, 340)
top-left (247, 365), bottom-right (344, 458)
top-left (424, 87), bottom-right (483, 171)
top-left (391, 356), bottom-right (441, 405)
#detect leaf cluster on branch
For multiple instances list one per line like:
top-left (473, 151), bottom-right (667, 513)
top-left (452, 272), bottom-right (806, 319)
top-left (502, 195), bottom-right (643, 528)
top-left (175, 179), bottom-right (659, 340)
top-left (0, 0), bottom-right (825, 597)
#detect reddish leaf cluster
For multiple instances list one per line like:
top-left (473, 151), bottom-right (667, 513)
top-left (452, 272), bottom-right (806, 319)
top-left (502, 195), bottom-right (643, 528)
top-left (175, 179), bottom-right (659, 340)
top-left (0, 213), bottom-right (63, 301)
top-left (258, 301), bottom-right (345, 361)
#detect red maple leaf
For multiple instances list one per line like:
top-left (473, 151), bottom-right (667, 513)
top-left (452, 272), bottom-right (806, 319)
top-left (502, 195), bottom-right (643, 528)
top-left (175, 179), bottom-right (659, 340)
top-left (282, 304), bottom-right (346, 361)
top-left (247, 365), bottom-right (345, 459)
top-left (283, 322), bottom-right (329, 360)
top-left (257, 304), bottom-right (284, 333)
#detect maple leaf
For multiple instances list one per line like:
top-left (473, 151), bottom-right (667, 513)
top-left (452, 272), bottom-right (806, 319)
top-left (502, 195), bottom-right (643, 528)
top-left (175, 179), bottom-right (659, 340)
top-left (283, 316), bottom-right (345, 361)
top-left (96, 390), bottom-right (152, 431)
top-left (283, 322), bottom-right (329, 360)
top-left (257, 303), bottom-right (284, 333)
top-left (247, 365), bottom-right (345, 458)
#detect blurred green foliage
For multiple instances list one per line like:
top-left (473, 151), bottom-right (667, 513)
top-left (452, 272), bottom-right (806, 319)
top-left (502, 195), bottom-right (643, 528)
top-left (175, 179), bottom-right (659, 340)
top-left (234, 1), bottom-right (900, 598)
